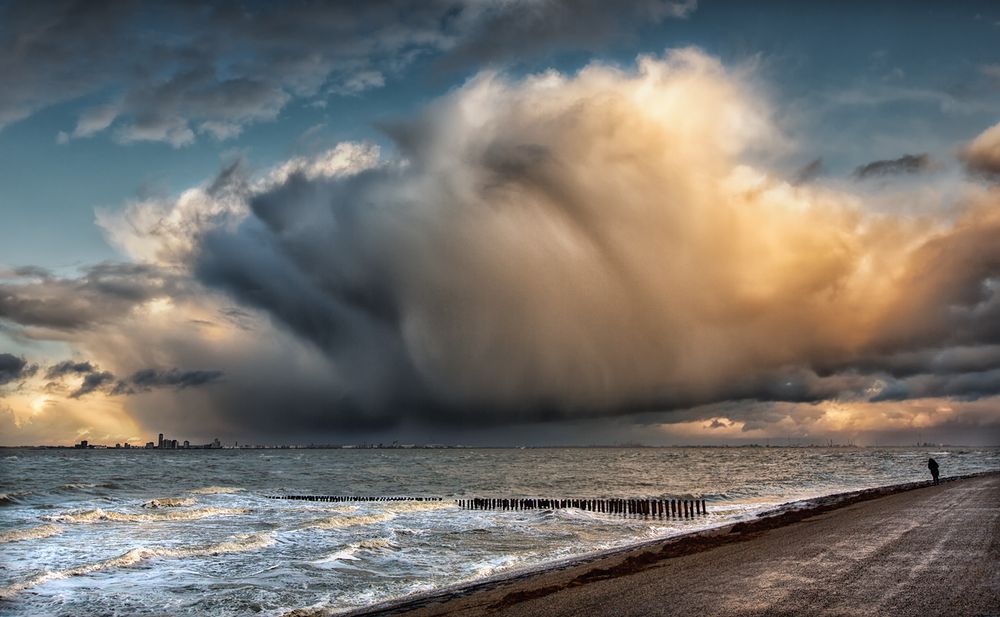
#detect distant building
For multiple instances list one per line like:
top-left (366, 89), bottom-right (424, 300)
top-left (183, 440), bottom-right (190, 448)
top-left (74, 440), bottom-right (88, 449)
top-left (158, 433), bottom-right (164, 448)
top-left (145, 441), bottom-right (155, 449)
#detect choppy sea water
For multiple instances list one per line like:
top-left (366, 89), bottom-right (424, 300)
top-left (1, 447), bottom-right (997, 616)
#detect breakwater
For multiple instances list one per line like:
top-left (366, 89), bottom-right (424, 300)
top-left (265, 495), bottom-right (708, 518)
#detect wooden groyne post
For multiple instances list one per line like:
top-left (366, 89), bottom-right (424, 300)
top-left (455, 496), bottom-right (708, 519)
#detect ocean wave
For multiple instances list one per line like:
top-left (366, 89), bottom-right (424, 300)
top-left (299, 512), bottom-right (395, 530)
top-left (386, 501), bottom-right (457, 513)
top-left (142, 497), bottom-right (196, 508)
top-left (0, 491), bottom-right (27, 506)
top-left (58, 482), bottom-right (119, 490)
top-left (190, 486), bottom-right (243, 495)
top-left (310, 537), bottom-right (395, 565)
top-left (0, 524), bottom-right (63, 544)
top-left (0, 533), bottom-right (275, 600)
top-left (43, 507), bottom-right (249, 524)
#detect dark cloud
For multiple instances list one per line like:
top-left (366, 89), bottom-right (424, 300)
top-left (0, 262), bottom-right (182, 330)
top-left (869, 369), bottom-right (1000, 402)
top-left (0, 353), bottom-right (37, 386)
top-left (62, 364), bottom-right (223, 398)
top-left (69, 371), bottom-right (115, 398)
top-left (828, 346), bottom-right (1000, 379)
top-left (0, 0), bottom-right (696, 144)
top-left (852, 153), bottom-right (934, 179)
top-left (111, 368), bottom-right (224, 396)
top-left (45, 360), bottom-right (96, 379)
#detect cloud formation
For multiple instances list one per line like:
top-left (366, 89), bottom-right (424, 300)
top-left (0, 353), bottom-right (36, 386)
top-left (110, 368), bottom-right (224, 396)
top-left (97, 50), bottom-right (1000, 431)
top-left (3, 49), bottom-right (999, 444)
top-left (0, 263), bottom-right (182, 331)
top-left (852, 153), bottom-right (934, 179)
top-left (34, 359), bottom-right (224, 399)
top-left (0, 0), bottom-right (696, 144)
top-left (959, 121), bottom-right (1000, 180)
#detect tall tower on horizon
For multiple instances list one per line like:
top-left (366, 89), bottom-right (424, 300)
top-left (158, 433), bottom-right (164, 448)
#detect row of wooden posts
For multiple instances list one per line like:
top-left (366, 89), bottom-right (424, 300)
top-left (264, 494), bottom-right (708, 518)
top-left (457, 497), bottom-right (707, 518)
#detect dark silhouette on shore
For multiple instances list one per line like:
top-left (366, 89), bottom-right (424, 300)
top-left (928, 458), bottom-right (940, 484)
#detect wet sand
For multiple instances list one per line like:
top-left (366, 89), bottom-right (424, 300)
top-left (341, 472), bottom-right (999, 617)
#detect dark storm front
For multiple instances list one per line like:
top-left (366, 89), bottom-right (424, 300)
top-left (1, 447), bottom-right (997, 615)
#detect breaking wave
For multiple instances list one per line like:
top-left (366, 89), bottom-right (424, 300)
top-left (44, 507), bottom-right (249, 524)
top-left (142, 497), bottom-right (196, 508)
top-left (0, 533), bottom-right (275, 600)
top-left (310, 538), bottom-right (395, 564)
top-left (0, 491), bottom-right (28, 506)
top-left (299, 513), bottom-right (395, 530)
top-left (0, 524), bottom-right (63, 544)
top-left (59, 482), bottom-right (118, 490)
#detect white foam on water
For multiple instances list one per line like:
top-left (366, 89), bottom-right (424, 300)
top-left (142, 497), bottom-right (196, 508)
top-left (0, 523), bottom-right (63, 544)
top-left (299, 512), bottom-right (395, 530)
top-left (386, 501), bottom-right (457, 513)
top-left (470, 554), bottom-right (522, 579)
top-left (0, 532), bottom-right (275, 600)
top-left (312, 536), bottom-right (396, 565)
top-left (311, 547), bottom-right (360, 564)
top-left (43, 506), bottom-right (250, 523)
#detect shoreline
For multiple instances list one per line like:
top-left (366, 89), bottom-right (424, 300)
top-left (322, 471), bottom-right (999, 617)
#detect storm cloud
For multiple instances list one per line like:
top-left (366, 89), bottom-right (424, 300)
top-left (4, 49), bottom-right (999, 443)
top-left (96, 49), bottom-right (1000, 430)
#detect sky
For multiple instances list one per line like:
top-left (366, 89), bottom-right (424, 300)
top-left (1, 0), bottom-right (999, 447)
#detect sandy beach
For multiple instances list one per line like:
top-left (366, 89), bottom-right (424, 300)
top-left (340, 473), bottom-right (1000, 617)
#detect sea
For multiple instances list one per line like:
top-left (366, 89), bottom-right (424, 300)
top-left (1, 446), bottom-right (997, 616)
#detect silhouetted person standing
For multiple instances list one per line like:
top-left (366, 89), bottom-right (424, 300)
top-left (928, 458), bottom-right (940, 485)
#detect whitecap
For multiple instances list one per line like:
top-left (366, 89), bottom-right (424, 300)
top-left (0, 524), bottom-right (63, 544)
top-left (298, 512), bottom-right (395, 530)
top-left (44, 506), bottom-right (249, 524)
top-left (141, 497), bottom-right (196, 508)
